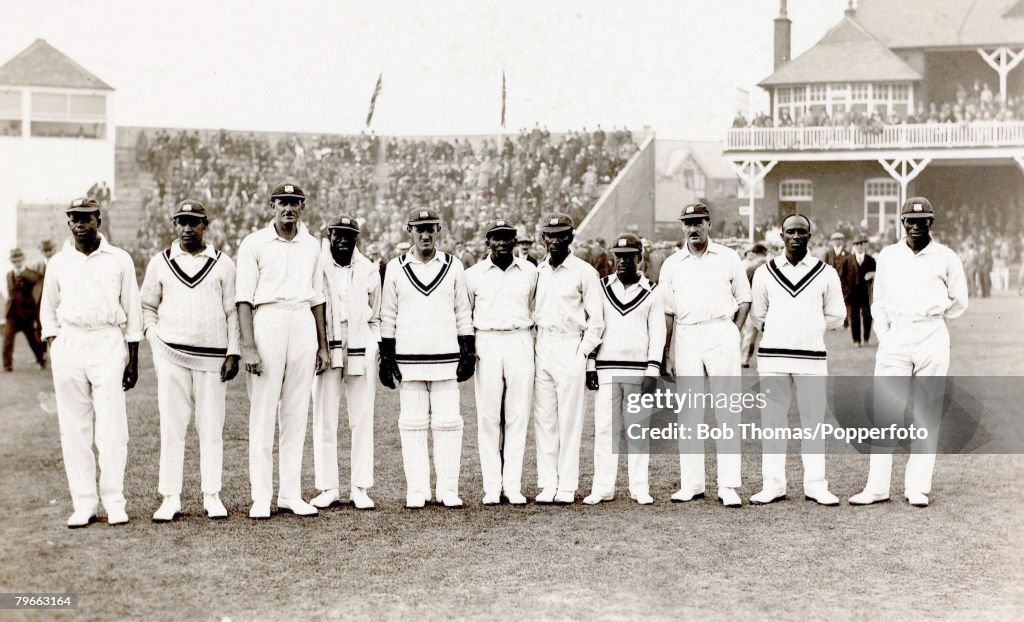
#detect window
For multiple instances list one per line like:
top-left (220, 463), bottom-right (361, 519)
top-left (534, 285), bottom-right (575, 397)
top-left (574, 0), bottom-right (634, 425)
top-left (683, 168), bottom-right (695, 189)
top-left (792, 87), bottom-right (805, 103)
top-left (864, 178), bottom-right (900, 234)
top-left (892, 84), bottom-right (909, 101)
top-left (0, 90), bottom-right (20, 136)
top-left (865, 179), bottom-right (898, 198)
top-left (872, 84), bottom-right (890, 101)
top-left (777, 88), bottom-right (791, 104)
top-left (779, 179), bottom-right (813, 202)
top-left (30, 91), bottom-right (106, 138)
top-left (852, 83), bottom-right (870, 101)
top-left (0, 91), bottom-right (19, 117)
top-left (809, 85), bottom-right (826, 102)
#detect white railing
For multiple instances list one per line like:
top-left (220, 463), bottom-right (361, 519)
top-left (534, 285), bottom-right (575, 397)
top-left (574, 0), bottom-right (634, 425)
top-left (726, 121), bottom-right (1024, 151)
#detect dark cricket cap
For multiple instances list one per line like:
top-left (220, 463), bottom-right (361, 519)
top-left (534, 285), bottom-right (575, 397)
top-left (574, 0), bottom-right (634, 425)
top-left (540, 213), bottom-right (574, 233)
top-left (66, 197), bottom-right (100, 213)
top-left (328, 214), bottom-right (361, 233)
top-left (485, 218), bottom-right (518, 236)
top-left (679, 203), bottom-right (710, 221)
top-left (901, 196), bottom-right (935, 219)
top-left (172, 199), bottom-right (208, 220)
top-left (271, 183), bottom-right (306, 200)
top-left (9, 248), bottom-right (24, 260)
top-left (408, 208), bottom-right (441, 226)
top-left (610, 233), bottom-right (643, 254)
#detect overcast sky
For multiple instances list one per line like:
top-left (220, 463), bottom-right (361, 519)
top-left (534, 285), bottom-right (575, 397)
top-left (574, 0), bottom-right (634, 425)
top-left (0, 0), bottom-right (846, 139)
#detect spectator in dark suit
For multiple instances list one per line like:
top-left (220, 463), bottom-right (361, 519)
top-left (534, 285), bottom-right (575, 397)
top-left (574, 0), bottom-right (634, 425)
top-left (824, 232), bottom-right (853, 327)
top-left (4, 248), bottom-right (47, 371)
top-left (845, 235), bottom-right (876, 347)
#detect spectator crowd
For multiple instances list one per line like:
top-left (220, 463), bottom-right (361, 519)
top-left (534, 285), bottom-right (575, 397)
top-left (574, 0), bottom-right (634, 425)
top-left (129, 125), bottom-right (637, 267)
top-left (733, 81), bottom-right (1024, 130)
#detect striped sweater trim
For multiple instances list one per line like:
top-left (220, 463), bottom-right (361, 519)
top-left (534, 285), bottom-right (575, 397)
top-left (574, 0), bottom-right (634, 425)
top-left (395, 352), bottom-right (461, 364)
top-left (766, 259), bottom-right (826, 298)
top-left (161, 248), bottom-right (221, 289)
top-left (399, 253), bottom-right (453, 296)
top-left (757, 347), bottom-right (826, 360)
top-left (600, 276), bottom-right (656, 315)
top-left (162, 340), bottom-right (228, 357)
top-left (327, 341), bottom-right (366, 355)
top-left (596, 359), bottom-right (648, 370)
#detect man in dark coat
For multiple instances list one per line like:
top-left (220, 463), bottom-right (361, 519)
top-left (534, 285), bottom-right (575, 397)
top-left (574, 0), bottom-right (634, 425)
top-left (4, 248), bottom-right (47, 371)
top-left (844, 235), bottom-right (876, 346)
top-left (825, 232), bottom-right (855, 327)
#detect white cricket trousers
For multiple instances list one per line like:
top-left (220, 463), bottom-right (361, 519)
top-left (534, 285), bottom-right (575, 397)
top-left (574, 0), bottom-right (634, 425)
top-left (672, 319), bottom-right (742, 491)
top-left (311, 341), bottom-right (377, 492)
top-left (475, 330), bottom-right (534, 497)
top-left (50, 326), bottom-right (129, 514)
top-left (247, 303), bottom-right (317, 504)
top-left (533, 331), bottom-right (587, 493)
top-left (591, 379), bottom-right (650, 497)
top-left (398, 379), bottom-right (462, 499)
top-left (152, 347), bottom-right (225, 496)
top-left (758, 372), bottom-right (828, 495)
top-left (865, 319), bottom-right (949, 497)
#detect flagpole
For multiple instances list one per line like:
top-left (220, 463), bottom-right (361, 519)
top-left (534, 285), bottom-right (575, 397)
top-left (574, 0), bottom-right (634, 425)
top-left (498, 69), bottom-right (506, 159)
top-left (366, 71), bottom-right (383, 129)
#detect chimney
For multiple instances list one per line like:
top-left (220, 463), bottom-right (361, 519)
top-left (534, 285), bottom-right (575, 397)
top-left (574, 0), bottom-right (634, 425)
top-left (845, 0), bottom-right (857, 17)
top-left (774, 0), bottom-right (792, 70)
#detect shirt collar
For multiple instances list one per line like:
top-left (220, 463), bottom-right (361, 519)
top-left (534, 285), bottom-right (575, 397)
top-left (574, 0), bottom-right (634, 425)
top-left (63, 233), bottom-right (116, 256)
top-left (170, 241), bottom-right (218, 260)
top-left (265, 221), bottom-right (309, 242)
top-left (406, 250), bottom-right (445, 265)
top-left (898, 239), bottom-right (937, 256)
top-left (678, 240), bottom-right (721, 260)
top-left (484, 256), bottom-right (524, 271)
top-left (540, 253), bottom-right (580, 271)
top-left (777, 253), bottom-right (818, 269)
top-left (606, 273), bottom-right (649, 291)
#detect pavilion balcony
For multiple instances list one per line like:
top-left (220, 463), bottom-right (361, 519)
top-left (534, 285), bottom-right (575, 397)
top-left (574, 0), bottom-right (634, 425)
top-left (725, 121), bottom-right (1024, 153)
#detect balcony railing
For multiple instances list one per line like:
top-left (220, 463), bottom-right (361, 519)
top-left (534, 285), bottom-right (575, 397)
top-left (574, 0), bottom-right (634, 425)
top-left (725, 121), bottom-right (1024, 152)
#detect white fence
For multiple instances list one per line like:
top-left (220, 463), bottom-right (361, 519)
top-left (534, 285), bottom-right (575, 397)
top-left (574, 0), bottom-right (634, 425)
top-left (726, 121), bottom-right (1024, 151)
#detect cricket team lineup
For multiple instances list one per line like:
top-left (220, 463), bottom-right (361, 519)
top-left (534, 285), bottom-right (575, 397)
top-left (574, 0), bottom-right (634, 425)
top-left (40, 183), bottom-right (967, 527)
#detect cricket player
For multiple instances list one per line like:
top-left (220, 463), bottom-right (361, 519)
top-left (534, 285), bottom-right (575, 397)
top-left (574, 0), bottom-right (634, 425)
top-left (236, 183), bottom-right (330, 519)
top-left (749, 214), bottom-right (845, 506)
top-left (850, 197), bottom-right (968, 508)
top-left (141, 200), bottom-right (240, 521)
top-left (583, 233), bottom-right (664, 506)
top-left (533, 213), bottom-right (604, 505)
top-left (380, 208), bottom-right (475, 509)
top-left (464, 218), bottom-right (538, 505)
top-left (311, 215), bottom-right (381, 511)
top-left (40, 197), bottom-right (142, 528)
top-left (659, 202), bottom-right (751, 507)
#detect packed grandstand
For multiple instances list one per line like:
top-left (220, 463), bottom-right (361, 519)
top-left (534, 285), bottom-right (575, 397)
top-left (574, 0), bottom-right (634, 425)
top-left (116, 126), bottom-right (637, 266)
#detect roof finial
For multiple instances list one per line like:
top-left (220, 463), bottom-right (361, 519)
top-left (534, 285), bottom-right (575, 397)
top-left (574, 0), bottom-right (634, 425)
top-left (845, 0), bottom-right (857, 17)
top-left (779, 0), bottom-right (788, 18)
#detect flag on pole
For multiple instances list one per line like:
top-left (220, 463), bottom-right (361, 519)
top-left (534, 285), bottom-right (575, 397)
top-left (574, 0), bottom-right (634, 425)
top-left (500, 71), bottom-right (507, 128)
top-left (366, 72), bottom-right (383, 127)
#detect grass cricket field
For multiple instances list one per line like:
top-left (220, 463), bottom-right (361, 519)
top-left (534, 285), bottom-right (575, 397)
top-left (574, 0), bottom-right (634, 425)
top-left (1, 293), bottom-right (1022, 620)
